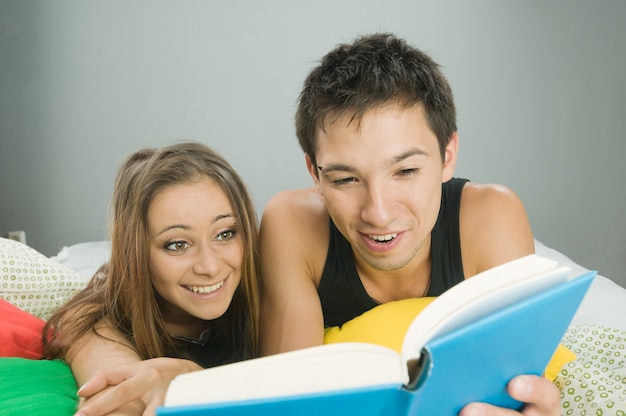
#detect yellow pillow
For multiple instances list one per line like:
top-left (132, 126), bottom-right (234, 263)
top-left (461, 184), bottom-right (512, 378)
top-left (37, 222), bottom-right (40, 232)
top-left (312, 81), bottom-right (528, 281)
top-left (324, 297), bottom-right (435, 351)
top-left (324, 298), bottom-right (574, 381)
top-left (544, 344), bottom-right (576, 381)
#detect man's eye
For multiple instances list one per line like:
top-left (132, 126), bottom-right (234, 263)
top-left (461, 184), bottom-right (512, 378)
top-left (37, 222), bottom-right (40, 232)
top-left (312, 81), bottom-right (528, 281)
top-left (216, 230), bottom-right (236, 241)
top-left (332, 177), bottom-right (357, 186)
top-left (397, 168), bottom-right (419, 177)
top-left (165, 241), bottom-right (189, 251)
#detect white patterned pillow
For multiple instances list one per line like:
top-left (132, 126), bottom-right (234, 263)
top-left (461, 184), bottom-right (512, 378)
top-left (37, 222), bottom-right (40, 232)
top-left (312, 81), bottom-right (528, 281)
top-left (0, 238), bottom-right (89, 320)
top-left (557, 324), bottom-right (626, 414)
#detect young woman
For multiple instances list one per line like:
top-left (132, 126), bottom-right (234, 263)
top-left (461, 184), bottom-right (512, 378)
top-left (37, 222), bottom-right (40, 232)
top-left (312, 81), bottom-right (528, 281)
top-left (43, 142), bottom-right (261, 415)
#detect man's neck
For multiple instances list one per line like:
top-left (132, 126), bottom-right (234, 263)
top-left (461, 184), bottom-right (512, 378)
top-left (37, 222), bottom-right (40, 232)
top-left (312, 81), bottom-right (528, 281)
top-left (355, 241), bottom-right (432, 303)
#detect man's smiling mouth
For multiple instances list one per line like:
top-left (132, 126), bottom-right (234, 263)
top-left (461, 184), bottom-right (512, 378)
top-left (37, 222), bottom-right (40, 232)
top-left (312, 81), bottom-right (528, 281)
top-left (368, 233), bottom-right (398, 243)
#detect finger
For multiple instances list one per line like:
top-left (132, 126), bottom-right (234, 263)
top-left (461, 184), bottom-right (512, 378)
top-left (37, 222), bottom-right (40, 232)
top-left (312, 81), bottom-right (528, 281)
top-left (77, 364), bottom-right (138, 397)
top-left (76, 397), bottom-right (146, 416)
top-left (78, 375), bottom-right (150, 416)
top-left (143, 400), bottom-right (161, 416)
top-left (459, 375), bottom-right (561, 416)
top-left (508, 375), bottom-right (560, 416)
top-left (141, 384), bottom-right (170, 416)
top-left (460, 402), bottom-right (520, 416)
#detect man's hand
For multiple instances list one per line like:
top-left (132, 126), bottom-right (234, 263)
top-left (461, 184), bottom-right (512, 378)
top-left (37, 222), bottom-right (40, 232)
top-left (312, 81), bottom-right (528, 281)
top-left (460, 375), bottom-right (561, 416)
top-left (74, 357), bottom-right (201, 416)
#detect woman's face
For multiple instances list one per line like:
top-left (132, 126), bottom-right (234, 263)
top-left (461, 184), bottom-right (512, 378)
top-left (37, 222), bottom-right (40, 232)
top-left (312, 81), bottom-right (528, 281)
top-left (147, 178), bottom-right (243, 336)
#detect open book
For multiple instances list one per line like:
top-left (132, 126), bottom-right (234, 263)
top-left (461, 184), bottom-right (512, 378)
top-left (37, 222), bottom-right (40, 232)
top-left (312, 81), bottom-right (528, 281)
top-left (157, 254), bottom-right (596, 416)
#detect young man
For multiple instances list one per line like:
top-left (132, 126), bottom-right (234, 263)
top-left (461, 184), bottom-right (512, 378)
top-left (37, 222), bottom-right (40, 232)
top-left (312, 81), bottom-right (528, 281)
top-left (259, 33), bottom-right (560, 415)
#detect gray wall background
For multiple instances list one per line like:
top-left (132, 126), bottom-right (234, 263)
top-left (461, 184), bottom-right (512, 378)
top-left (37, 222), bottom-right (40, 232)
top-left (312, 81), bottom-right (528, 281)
top-left (1, 1), bottom-right (625, 287)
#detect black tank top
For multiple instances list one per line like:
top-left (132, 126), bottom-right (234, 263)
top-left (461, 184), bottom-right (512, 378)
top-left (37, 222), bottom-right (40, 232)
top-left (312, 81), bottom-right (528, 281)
top-left (318, 177), bottom-right (469, 327)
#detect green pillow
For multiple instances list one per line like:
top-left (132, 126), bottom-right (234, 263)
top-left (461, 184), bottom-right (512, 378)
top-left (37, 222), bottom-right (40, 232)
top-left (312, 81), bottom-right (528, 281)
top-left (0, 358), bottom-right (78, 415)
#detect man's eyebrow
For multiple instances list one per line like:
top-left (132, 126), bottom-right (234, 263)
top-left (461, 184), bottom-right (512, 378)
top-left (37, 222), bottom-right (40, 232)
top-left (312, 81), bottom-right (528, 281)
top-left (317, 148), bottom-right (429, 173)
top-left (316, 163), bottom-right (356, 174)
top-left (388, 148), bottom-right (429, 166)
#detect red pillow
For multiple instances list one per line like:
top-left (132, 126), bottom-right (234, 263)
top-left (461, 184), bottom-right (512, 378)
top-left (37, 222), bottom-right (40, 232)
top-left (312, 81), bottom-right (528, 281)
top-left (0, 298), bottom-right (45, 359)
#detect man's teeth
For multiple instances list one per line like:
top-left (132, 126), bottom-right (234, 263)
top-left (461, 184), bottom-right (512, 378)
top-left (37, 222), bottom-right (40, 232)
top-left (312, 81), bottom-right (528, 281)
top-left (369, 233), bottom-right (397, 242)
top-left (186, 281), bottom-right (224, 294)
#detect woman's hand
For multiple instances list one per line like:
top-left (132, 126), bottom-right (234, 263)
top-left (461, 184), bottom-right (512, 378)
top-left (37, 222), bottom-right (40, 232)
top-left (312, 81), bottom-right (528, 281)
top-left (460, 375), bottom-right (561, 416)
top-left (75, 357), bottom-right (202, 416)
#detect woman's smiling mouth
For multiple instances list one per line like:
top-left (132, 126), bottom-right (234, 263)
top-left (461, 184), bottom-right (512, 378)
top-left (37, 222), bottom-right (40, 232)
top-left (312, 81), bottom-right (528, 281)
top-left (184, 281), bottom-right (225, 294)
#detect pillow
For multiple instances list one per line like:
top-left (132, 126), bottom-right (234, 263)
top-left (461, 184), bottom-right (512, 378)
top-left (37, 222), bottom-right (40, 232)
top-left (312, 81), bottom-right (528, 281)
top-left (324, 298), bottom-right (575, 381)
top-left (325, 297), bottom-right (436, 351)
top-left (50, 240), bottom-right (111, 279)
top-left (0, 237), bottom-right (89, 320)
top-left (0, 357), bottom-right (78, 416)
top-left (0, 298), bottom-right (45, 359)
top-left (557, 324), bottom-right (626, 413)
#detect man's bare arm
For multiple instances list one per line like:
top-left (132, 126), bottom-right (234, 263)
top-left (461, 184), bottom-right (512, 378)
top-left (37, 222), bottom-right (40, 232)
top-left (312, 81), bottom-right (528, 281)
top-left (460, 183), bottom-right (535, 277)
top-left (259, 190), bottom-right (327, 355)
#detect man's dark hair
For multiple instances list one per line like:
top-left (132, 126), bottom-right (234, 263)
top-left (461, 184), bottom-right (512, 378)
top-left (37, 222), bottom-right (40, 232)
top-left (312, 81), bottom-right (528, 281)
top-left (296, 32), bottom-right (457, 168)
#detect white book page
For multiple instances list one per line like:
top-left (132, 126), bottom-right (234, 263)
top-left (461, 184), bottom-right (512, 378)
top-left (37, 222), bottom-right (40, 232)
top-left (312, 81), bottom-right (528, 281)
top-left (400, 255), bottom-right (569, 362)
top-left (165, 342), bottom-right (407, 407)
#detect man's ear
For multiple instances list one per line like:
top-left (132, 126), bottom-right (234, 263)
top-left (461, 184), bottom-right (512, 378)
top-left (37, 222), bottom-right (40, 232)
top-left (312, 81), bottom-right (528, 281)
top-left (442, 132), bottom-right (459, 182)
top-left (305, 154), bottom-right (321, 186)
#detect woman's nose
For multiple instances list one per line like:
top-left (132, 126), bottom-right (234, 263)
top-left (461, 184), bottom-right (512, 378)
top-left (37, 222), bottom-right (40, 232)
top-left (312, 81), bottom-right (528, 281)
top-left (192, 244), bottom-right (222, 276)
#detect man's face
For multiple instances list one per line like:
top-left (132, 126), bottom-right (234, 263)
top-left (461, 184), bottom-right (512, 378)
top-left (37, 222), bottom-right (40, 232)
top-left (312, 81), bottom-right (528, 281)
top-left (308, 104), bottom-right (457, 275)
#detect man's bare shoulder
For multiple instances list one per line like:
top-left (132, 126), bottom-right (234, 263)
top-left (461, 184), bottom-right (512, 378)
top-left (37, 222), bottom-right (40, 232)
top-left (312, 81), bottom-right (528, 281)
top-left (460, 182), bottom-right (534, 275)
top-left (260, 187), bottom-right (330, 285)
top-left (460, 182), bottom-right (524, 213)
top-left (262, 187), bottom-right (328, 227)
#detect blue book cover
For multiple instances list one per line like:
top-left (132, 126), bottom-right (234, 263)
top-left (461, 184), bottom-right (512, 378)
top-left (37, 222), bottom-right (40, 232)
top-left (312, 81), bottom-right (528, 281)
top-left (157, 256), bottom-right (595, 416)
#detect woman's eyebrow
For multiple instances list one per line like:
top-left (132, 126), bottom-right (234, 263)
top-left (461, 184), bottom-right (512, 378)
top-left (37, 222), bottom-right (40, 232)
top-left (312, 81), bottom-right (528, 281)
top-left (153, 214), bottom-right (236, 237)
top-left (154, 224), bottom-right (190, 237)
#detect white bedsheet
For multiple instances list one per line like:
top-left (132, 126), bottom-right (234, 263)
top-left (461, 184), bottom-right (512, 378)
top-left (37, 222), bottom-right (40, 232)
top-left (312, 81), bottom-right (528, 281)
top-left (534, 240), bottom-right (626, 331)
top-left (50, 240), bottom-right (111, 280)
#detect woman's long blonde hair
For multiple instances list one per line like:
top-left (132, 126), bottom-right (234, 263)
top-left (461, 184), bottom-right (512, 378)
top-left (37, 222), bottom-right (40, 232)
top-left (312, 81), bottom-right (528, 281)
top-left (44, 142), bottom-right (260, 363)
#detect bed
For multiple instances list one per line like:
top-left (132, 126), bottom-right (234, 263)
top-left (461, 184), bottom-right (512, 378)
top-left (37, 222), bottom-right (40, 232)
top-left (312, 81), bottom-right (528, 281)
top-left (0, 237), bottom-right (624, 415)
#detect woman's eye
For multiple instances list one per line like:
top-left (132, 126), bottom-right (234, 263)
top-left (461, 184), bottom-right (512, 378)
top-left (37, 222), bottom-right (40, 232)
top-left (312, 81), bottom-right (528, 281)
top-left (165, 241), bottom-right (189, 251)
top-left (216, 229), bottom-right (236, 241)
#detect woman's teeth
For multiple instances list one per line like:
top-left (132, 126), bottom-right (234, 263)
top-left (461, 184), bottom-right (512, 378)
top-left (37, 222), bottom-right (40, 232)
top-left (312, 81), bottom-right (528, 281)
top-left (185, 281), bottom-right (224, 294)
